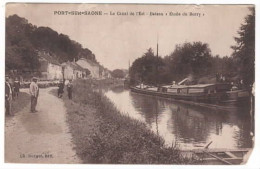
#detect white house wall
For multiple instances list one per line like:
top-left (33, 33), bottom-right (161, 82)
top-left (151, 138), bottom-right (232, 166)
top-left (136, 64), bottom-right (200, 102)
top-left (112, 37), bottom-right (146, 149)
top-left (76, 59), bottom-right (99, 78)
top-left (47, 63), bottom-right (63, 80)
top-left (64, 66), bottom-right (74, 80)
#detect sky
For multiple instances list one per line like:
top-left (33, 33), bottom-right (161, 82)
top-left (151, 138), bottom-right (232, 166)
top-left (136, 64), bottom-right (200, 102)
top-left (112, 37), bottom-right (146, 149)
top-left (6, 4), bottom-right (252, 70)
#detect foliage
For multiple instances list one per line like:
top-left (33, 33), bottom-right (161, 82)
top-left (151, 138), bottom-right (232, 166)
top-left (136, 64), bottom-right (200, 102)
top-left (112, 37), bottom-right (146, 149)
top-left (130, 43), bottom-right (213, 85)
top-left (129, 10), bottom-right (254, 86)
top-left (231, 8), bottom-right (255, 85)
top-left (6, 14), bottom-right (97, 73)
top-left (167, 42), bottom-right (212, 81)
top-left (5, 15), bottom-right (40, 71)
top-left (111, 69), bottom-right (125, 78)
top-left (129, 48), bottom-right (164, 85)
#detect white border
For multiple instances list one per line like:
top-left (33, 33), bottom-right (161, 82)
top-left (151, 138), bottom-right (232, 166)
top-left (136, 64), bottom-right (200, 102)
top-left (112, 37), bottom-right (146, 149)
top-left (0, 0), bottom-right (259, 169)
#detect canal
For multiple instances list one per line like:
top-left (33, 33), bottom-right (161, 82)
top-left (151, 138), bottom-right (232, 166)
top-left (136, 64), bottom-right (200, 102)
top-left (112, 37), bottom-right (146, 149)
top-left (104, 86), bottom-right (253, 150)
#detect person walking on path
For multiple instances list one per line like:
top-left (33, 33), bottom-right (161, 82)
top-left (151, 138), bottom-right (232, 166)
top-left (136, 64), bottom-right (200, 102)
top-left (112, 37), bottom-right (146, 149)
top-left (58, 79), bottom-right (64, 98)
top-left (5, 75), bottom-right (13, 115)
top-left (67, 80), bottom-right (73, 100)
top-left (29, 77), bottom-right (39, 113)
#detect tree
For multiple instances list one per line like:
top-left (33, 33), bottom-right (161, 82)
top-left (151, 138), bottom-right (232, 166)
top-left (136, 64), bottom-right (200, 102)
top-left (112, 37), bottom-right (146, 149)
top-left (6, 15), bottom-right (39, 72)
top-left (231, 8), bottom-right (255, 85)
top-left (167, 42), bottom-right (212, 81)
top-left (129, 48), bottom-right (164, 85)
top-left (6, 14), bottom-right (99, 76)
top-left (112, 69), bottom-right (125, 78)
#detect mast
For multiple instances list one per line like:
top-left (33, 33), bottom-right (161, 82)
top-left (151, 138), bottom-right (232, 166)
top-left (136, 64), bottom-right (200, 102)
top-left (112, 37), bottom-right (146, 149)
top-left (156, 35), bottom-right (159, 59)
top-left (128, 59), bottom-right (130, 80)
top-left (156, 34), bottom-right (159, 86)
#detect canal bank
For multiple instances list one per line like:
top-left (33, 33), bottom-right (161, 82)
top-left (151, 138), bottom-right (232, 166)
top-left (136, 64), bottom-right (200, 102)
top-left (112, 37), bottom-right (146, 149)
top-left (54, 79), bottom-right (195, 164)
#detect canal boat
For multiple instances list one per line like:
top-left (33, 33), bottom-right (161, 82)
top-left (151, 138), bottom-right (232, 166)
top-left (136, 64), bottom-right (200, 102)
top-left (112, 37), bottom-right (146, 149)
top-left (130, 83), bottom-right (250, 105)
top-left (181, 148), bottom-right (252, 165)
top-left (130, 40), bottom-right (251, 106)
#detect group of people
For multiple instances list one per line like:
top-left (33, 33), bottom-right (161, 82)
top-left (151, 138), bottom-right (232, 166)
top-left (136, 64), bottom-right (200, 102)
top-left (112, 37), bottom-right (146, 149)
top-left (5, 75), bottom-right (74, 115)
top-left (29, 78), bottom-right (73, 113)
top-left (5, 76), bottom-right (21, 115)
top-left (57, 79), bottom-right (73, 99)
top-left (216, 73), bottom-right (226, 83)
top-left (216, 73), bottom-right (247, 91)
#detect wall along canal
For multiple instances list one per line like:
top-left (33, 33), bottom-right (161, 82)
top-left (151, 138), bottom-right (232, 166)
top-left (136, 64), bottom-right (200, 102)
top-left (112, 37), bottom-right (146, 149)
top-left (104, 86), bottom-right (253, 150)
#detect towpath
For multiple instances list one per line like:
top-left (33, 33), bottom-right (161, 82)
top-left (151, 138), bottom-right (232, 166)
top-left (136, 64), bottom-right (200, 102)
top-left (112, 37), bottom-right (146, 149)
top-left (5, 87), bottom-right (81, 163)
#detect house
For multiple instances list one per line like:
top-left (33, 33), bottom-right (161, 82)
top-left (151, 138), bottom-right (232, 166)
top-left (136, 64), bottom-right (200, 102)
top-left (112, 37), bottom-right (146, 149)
top-left (98, 66), bottom-right (111, 79)
top-left (38, 50), bottom-right (62, 80)
top-left (103, 68), bottom-right (112, 79)
top-left (62, 61), bottom-right (89, 79)
top-left (76, 58), bottom-right (100, 79)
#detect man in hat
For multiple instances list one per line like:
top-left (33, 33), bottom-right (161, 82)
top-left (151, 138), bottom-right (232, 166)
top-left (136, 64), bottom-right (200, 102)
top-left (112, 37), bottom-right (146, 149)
top-left (5, 75), bottom-right (13, 115)
top-left (29, 77), bottom-right (39, 113)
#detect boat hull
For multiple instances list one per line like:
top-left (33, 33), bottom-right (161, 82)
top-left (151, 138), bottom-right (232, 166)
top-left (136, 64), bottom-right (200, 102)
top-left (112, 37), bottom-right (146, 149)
top-left (219, 89), bottom-right (251, 105)
top-left (130, 87), bottom-right (250, 106)
top-left (130, 87), bottom-right (221, 103)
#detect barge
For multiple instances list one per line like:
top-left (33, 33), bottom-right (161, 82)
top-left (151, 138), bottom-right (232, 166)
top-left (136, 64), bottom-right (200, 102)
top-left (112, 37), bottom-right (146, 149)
top-left (130, 83), bottom-right (250, 106)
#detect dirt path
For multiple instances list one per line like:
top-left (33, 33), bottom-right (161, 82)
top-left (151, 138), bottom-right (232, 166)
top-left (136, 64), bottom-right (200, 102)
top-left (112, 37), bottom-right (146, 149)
top-left (5, 87), bottom-right (81, 164)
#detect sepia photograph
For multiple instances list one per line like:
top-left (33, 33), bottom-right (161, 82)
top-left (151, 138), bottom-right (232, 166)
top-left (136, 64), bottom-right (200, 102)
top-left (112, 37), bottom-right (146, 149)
top-left (4, 3), bottom-right (255, 165)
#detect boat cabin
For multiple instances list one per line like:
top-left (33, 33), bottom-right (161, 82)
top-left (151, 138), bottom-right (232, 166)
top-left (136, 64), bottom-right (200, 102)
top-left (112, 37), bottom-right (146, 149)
top-left (164, 83), bottom-right (231, 95)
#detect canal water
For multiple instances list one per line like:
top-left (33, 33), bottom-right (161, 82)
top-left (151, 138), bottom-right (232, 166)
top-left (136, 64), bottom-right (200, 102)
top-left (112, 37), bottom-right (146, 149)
top-left (104, 86), bottom-right (253, 150)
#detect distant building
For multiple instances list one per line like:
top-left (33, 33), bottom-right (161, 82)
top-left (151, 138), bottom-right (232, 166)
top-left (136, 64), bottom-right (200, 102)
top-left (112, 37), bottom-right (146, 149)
top-left (62, 61), bottom-right (89, 79)
top-left (76, 58), bottom-right (100, 78)
top-left (38, 50), bottom-right (62, 80)
top-left (103, 68), bottom-right (111, 79)
top-left (98, 66), bottom-right (111, 79)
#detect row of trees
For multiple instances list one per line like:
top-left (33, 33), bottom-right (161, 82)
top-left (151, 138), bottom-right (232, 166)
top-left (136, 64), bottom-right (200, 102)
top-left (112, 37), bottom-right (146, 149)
top-left (130, 8), bottom-right (254, 86)
top-left (111, 69), bottom-right (128, 79)
top-left (6, 14), bottom-right (97, 73)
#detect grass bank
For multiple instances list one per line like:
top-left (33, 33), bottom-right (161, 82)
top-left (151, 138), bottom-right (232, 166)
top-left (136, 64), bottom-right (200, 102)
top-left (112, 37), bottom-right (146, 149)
top-left (55, 79), bottom-right (195, 164)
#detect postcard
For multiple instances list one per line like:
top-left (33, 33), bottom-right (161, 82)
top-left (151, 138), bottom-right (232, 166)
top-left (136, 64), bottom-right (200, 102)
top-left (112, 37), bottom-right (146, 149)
top-left (4, 3), bottom-right (255, 166)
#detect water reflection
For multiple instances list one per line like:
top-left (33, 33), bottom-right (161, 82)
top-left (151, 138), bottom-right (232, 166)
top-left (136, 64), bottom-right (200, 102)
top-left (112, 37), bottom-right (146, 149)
top-left (105, 86), bottom-right (253, 150)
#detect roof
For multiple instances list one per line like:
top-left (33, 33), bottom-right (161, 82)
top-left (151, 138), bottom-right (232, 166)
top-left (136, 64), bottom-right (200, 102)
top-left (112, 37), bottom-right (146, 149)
top-left (166, 84), bottom-right (216, 89)
top-left (77, 58), bottom-right (99, 67)
top-left (71, 62), bottom-right (86, 71)
top-left (188, 84), bottom-right (215, 88)
top-left (62, 61), bottom-right (88, 71)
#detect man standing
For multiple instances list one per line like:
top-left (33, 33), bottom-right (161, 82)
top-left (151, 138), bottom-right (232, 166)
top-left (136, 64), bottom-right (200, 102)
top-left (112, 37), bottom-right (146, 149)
top-left (13, 77), bottom-right (20, 99)
top-left (67, 79), bottom-right (73, 100)
top-left (5, 76), bottom-right (12, 115)
top-left (58, 79), bottom-right (64, 98)
top-left (29, 77), bottom-right (39, 113)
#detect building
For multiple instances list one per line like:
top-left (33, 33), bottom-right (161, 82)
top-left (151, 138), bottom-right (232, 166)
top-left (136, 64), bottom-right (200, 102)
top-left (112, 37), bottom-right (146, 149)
top-left (62, 61), bottom-right (89, 79)
top-left (103, 68), bottom-right (112, 79)
top-left (38, 50), bottom-right (62, 80)
top-left (76, 58), bottom-right (100, 78)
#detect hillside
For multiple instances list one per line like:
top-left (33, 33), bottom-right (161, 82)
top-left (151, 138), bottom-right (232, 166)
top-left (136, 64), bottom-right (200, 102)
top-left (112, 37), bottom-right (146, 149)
top-left (6, 14), bottom-right (98, 73)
